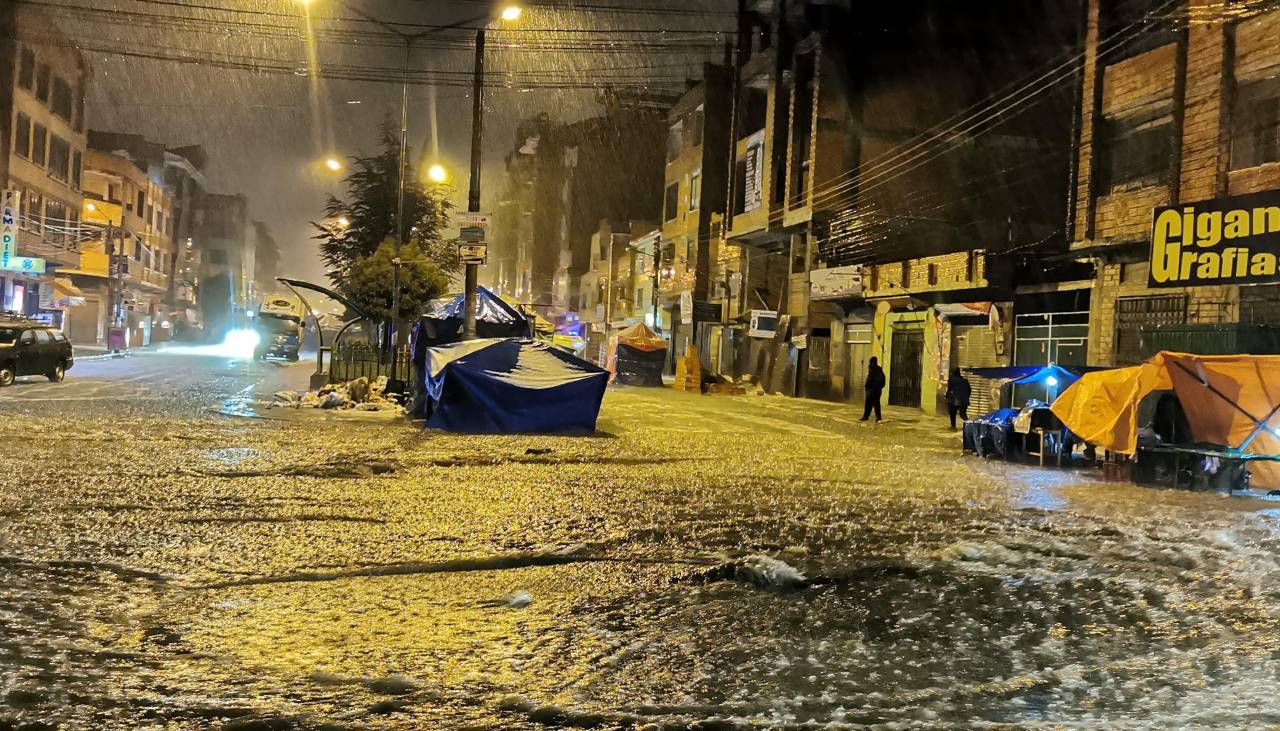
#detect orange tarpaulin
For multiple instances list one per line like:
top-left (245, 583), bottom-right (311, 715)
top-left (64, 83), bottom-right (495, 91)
top-left (1051, 352), bottom-right (1280, 487)
top-left (605, 324), bottom-right (667, 380)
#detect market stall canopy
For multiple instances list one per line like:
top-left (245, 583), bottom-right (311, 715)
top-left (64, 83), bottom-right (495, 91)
top-left (422, 338), bottom-right (607, 434)
top-left (1052, 352), bottom-right (1280, 486)
top-left (964, 364), bottom-right (1101, 386)
top-left (606, 323), bottom-right (667, 386)
top-left (415, 287), bottom-right (533, 352)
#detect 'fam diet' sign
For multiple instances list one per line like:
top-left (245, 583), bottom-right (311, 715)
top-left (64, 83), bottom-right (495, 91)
top-left (1, 189), bottom-right (19, 269)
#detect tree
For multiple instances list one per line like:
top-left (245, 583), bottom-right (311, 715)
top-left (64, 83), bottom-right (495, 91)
top-left (344, 239), bottom-right (450, 323)
top-left (313, 119), bottom-right (457, 288)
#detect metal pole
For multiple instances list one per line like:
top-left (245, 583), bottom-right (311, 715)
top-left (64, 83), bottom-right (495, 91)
top-left (651, 243), bottom-right (660, 333)
top-left (390, 38), bottom-right (411, 376)
top-left (463, 26), bottom-right (486, 340)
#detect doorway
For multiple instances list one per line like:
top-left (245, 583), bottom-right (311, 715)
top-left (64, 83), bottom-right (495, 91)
top-left (889, 327), bottom-right (924, 407)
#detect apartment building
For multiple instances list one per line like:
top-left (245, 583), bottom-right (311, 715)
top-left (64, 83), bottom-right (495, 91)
top-left (1071, 0), bottom-right (1280, 366)
top-left (3, 9), bottom-right (89, 326)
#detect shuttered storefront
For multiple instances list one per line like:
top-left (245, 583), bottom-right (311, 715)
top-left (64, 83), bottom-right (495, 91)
top-left (952, 322), bottom-right (1000, 415)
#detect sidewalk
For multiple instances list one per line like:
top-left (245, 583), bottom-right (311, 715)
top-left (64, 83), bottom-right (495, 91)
top-left (74, 342), bottom-right (166, 361)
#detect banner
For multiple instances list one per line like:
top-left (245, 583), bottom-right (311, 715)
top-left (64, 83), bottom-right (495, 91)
top-left (741, 131), bottom-right (765, 213)
top-left (1149, 189), bottom-right (1280, 287)
top-left (1, 189), bottom-right (20, 269)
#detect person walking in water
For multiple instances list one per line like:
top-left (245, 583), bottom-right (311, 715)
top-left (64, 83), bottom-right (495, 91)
top-left (946, 367), bottom-right (971, 430)
top-left (861, 356), bottom-right (885, 422)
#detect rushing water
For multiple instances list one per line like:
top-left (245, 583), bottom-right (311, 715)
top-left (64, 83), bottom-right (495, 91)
top-left (3, 366), bottom-right (1280, 728)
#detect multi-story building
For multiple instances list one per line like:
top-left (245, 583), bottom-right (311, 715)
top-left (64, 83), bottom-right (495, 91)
top-left (1070, 0), bottom-right (1280, 366)
top-left (578, 219), bottom-right (657, 362)
top-left (717, 0), bottom-right (1080, 411)
top-left (196, 192), bottom-right (253, 341)
top-left (491, 100), bottom-right (667, 330)
top-left (3, 8), bottom-right (89, 326)
top-left (76, 143), bottom-right (177, 346)
top-left (658, 65), bottom-right (734, 372)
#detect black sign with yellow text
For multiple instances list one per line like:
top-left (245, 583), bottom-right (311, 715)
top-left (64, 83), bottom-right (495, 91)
top-left (1149, 189), bottom-right (1280, 287)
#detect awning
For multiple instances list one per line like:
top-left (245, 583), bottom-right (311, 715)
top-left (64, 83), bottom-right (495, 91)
top-left (53, 278), bottom-right (87, 298)
top-left (54, 268), bottom-right (110, 278)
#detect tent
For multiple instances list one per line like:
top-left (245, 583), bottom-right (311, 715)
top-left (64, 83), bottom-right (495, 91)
top-left (606, 323), bottom-right (667, 386)
top-left (1051, 352), bottom-right (1280, 487)
top-left (417, 286), bottom-right (533, 346)
top-left (422, 338), bottom-right (608, 434)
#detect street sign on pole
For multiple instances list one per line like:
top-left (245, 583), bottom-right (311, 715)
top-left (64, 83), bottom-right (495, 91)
top-left (458, 243), bottom-right (488, 265)
top-left (2, 189), bottom-right (21, 270)
top-left (456, 212), bottom-right (491, 243)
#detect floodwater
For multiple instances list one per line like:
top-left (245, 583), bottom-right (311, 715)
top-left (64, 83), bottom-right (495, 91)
top-left (3, 355), bottom-right (1280, 728)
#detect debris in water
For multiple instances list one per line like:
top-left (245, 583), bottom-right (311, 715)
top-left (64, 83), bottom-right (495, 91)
top-left (695, 554), bottom-right (809, 590)
top-left (507, 590), bottom-right (533, 608)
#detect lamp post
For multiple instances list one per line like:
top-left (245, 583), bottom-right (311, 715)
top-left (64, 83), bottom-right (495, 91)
top-left (321, 1), bottom-right (521, 372)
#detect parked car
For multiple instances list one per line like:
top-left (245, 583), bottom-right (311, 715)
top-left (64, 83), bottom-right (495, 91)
top-left (0, 319), bottom-right (74, 386)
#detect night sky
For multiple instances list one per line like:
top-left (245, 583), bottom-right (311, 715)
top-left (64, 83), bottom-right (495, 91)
top-left (32, 0), bottom-right (734, 281)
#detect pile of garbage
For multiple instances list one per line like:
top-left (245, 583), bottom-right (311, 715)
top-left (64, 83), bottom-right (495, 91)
top-left (272, 376), bottom-right (404, 412)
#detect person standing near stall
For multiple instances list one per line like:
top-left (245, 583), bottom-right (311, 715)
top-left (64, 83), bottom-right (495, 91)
top-left (861, 356), bottom-right (885, 422)
top-left (946, 368), bottom-right (972, 430)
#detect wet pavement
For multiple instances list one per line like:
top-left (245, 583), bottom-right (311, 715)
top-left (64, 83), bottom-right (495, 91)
top-left (3, 350), bottom-right (1280, 729)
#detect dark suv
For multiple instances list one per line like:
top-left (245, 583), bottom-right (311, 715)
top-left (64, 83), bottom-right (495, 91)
top-left (0, 319), bottom-right (74, 387)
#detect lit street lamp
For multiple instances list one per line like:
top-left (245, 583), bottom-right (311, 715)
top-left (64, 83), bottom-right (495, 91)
top-left (427, 164), bottom-right (447, 184)
top-left (325, 157), bottom-right (343, 172)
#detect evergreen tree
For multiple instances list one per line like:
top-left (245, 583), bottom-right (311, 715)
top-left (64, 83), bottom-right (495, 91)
top-left (344, 239), bottom-right (450, 322)
top-left (313, 120), bottom-right (457, 289)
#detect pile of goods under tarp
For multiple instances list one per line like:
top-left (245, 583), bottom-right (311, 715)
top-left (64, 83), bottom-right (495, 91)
top-left (272, 376), bottom-right (404, 412)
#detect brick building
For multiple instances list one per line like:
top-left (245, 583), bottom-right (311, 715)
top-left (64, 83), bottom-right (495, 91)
top-left (1071, 0), bottom-right (1280, 366)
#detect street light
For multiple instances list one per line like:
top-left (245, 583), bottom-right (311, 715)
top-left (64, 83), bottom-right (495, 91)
top-left (427, 164), bottom-right (447, 183)
top-left (325, 157), bottom-right (343, 172)
top-left (500, 5), bottom-right (522, 21)
top-left (336, 216), bottom-right (350, 228)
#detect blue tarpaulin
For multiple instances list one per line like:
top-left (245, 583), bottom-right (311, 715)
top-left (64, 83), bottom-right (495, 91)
top-left (423, 338), bottom-right (608, 434)
top-left (963, 407), bottom-right (1019, 458)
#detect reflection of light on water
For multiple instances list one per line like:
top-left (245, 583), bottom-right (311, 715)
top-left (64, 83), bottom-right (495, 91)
top-left (159, 329), bottom-right (261, 360)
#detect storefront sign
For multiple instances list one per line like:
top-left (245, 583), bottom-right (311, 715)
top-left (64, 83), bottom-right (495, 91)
top-left (1, 256), bottom-right (45, 274)
top-left (810, 265), bottom-right (863, 299)
top-left (1, 189), bottom-right (20, 269)
top-left (679, 290), bottom-right (693, 325)
top-left (791, 334), bottom-right (808, 350)
top-left (749, 309), bottom-right (778, 338)
top-left (741, 131), bottom-right (765, 213)
top-left (1149, 190), bottom-right (1280, 287)
top-left (458, 243), bottom-right (487, 265)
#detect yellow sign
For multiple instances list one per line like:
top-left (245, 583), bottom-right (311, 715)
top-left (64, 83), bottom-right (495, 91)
top-left (1149, 191), bottom-right (1280, 287)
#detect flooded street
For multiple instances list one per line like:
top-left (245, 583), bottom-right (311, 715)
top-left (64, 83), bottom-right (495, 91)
top-left (0, 352), bottom-right (1275, 728)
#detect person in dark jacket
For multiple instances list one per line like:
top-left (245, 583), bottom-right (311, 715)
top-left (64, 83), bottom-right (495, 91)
top-left (861, 356), bottom-right (885, 422)
top-left (946, 368), bottom-right (972, 430)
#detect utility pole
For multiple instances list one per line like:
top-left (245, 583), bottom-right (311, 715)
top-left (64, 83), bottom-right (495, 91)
top-left (462, 26), bottom-right (486, 340)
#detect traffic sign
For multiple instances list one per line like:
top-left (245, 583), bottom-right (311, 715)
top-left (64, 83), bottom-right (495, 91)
top-left (458, 243), bottom-right (487, 265)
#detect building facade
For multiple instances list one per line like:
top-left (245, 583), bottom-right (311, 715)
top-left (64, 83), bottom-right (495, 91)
top-left (4, 11), bottom-right (89, 327)
top-left (1071, 0), bottom-right (1280, 366)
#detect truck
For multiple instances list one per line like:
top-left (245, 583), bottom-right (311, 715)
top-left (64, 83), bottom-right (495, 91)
top-left (254, 294), bottom-right (305, 362)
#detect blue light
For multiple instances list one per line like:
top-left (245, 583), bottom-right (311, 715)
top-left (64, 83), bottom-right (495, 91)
top-left (1046, 375), bottom-right (1059, 387)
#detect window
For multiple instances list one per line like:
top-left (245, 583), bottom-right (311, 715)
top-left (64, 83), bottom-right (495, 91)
top-left (47, 135), bottom-right (70, 182)
top-left (664, 181), bottom-right (679, 222)
top-left (13, 113), bottom-right (30, 159)
top-left (1100, 0), bottom-right (1178, 63)
top-left (74, 89), bottom-right (85, 133)
top-left (71, 150), bottom-right (82, 190)
top-left (1097, 106), bottom-right (1172, 192)
top-left (146, 204), bottom-right (154, 227)
top-left (691, 105), bottom-right (704, 148)
top-left (44, 200), bottom-right (67, 244)
top-left (19, 330), bottom-right (35, 346)
top-left (689, 170), bottom-right (701, 211)
top-left (33, 329), bottom-right (51, 344)
top-left (51, 77), bottom-right (73, 120)
top-left (733, 157), bottom-right (748, 214)
top-left (741, 81), bottom-right (768, 135)
top-left (666, 120), bottom-right (684, 162)
top-left (1232, 76), bottom-right (1280, 170)
top-left (18, 48), bottom-right (35, 90)
top-left (136, 190), bottom-right (146, 214)
top-left (107, 184), bottom-right (119, 204)
top-left (927, 263), bottom-right (939, 286)
top-left (24, 189), bottom-right (42, 234)
top-left (35, 64), bottom-right (51, 103)
top-left (50, 331), bottom-right (67, 343)
top-left (32, 124), bottom-right (47, 167)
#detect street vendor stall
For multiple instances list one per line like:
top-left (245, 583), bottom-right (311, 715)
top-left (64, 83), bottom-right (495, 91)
top-left (605, 323), bottom-right (667, 387)
top-left (1051, 352), bottom-right (1280, 490)
top-left (421, 338), bottom-right (608, 434)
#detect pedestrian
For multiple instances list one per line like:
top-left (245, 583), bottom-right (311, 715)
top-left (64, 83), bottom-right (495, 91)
top-left (946, 367), bottom-right (971, 430)
top-left (861, 356), bottom-right (885, 422)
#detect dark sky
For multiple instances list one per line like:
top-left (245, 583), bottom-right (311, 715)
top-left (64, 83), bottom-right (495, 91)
top-left (33, 0), bottom-right (735, 282)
